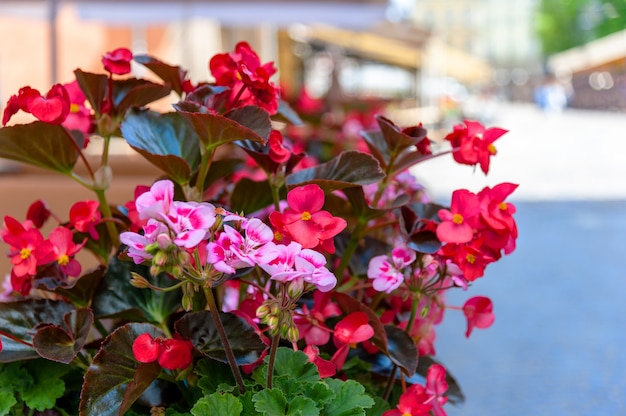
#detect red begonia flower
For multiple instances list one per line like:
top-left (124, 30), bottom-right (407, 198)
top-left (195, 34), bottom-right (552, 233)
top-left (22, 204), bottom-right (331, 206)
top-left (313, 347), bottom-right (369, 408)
top-left (158, 339), bottom-right (194, 370)
top-left (102, 47), bottom-right (133, 75)
top-left (69, 200), bottom-right (101, 240)
top-left (382, 383), bottom-right (433, 416)
top-left (426, 363), bottom-right (449, 416)
top-left (132, 333), bottom-right (161, 363)
top-left (445, 120), bottom-right (508, 174)
top-left (26, 200), bottom-right (50, 229)
top-left (277, 184), bottom-right (347, 253)
top-left (304, 345), bottom-right (336, 378)
top-left (2, 85), bottom-right (70, 125)
top-left (268, 130), bottom-right (291, 163)
top-left (36, 227), bottom-right (86, 277)
top-left (463, 296), bottom-right (495, 338)
top-left (436, 189), bottom-right (480, 244)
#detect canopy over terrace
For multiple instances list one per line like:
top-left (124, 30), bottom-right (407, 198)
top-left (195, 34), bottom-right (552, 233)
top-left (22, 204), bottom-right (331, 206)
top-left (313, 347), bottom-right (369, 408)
top-left (299, 22), bottom-right (493, 86)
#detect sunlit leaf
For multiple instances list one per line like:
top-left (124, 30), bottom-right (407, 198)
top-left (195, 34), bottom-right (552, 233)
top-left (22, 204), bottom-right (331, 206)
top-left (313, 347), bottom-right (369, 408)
top-left (0, 122), bottom-right (78, 174)
top-left (134, 54), bottom-right (189, 96)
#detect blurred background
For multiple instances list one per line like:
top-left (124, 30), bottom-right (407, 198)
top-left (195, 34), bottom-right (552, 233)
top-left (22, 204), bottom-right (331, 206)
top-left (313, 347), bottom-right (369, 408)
top-left (1, 1), bottom-right (625, 414)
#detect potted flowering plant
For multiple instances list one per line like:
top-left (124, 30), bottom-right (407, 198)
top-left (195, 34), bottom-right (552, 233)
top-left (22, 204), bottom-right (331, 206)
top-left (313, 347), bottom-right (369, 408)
top-left (0, 42), bottom-right (517, 416)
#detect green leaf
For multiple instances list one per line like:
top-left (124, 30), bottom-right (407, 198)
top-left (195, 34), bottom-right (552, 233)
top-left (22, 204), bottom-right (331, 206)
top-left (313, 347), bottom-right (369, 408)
top-left (365, 397), bottom-right (391, 416)
top-left (0, 300), bottom-right (74, 363)
top-left (79, 323), bottom-right (164, 416)
top-left (179, 110), bottom-right (267, 153)
top-left (286, 151), bottom-right (385, 192)
top-left (230, 178), bottom-right (275, 214)
top-left (191, 392), bottom-right (243, 416)
top-left (287, 396), bottom-right (320, 416)
top-left (121, 109), bottom-right (201, 185)
top-left (0, 362), bottom-right (32, 395)
top-left (92, 255), bottom-right (181, 323)
top-left (134, 54), bottom-right (189, 96)
top-left (0, 122), bottom-right (78, 174)
top-left (195, 358), bottom-right (236, 395)
top-left (303, 382), bottom-right (335, 406)
top-left (74, 69), bottom-right (108, 114)
top-left (21, 360), bottom-right (70, 411)
top-left (33, 308), bottom-right (94, 364)
top-left (240, 390), bottom-right (261, 416)
top-left (0, 389), bottom-right (17, 416)
top-left (322, 379), bottom-right (374, 416)
top-left (175, 311), bottom-right (267, 365)
top-left (252, 388), bottom-right (287, 415)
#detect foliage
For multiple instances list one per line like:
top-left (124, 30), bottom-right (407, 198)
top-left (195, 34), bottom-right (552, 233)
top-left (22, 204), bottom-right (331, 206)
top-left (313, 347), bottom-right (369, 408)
top-left (535, 0), bottom-right (626, 55)
top-left (0, 43), bottom-right (519, 415)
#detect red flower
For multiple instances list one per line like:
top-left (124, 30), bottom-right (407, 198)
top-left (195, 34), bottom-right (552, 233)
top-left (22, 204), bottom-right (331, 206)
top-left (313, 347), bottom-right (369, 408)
top-left (463, 296), bottom-right (495, 338)
top-left (26, 200), bottom-right (50, 229)
top-left (2, 216), bottom-right (45, 279)
top-left (62, 80), bottom-right (94, 144)
top-left (2, 84), bottom-right (70, 125)
top-left (436, 189), bottom-right (480, 244)
top-left (36, 227), bottom-right (86, 277)
top-left (268, 130), bottom-right (291, 163)
top-left (272, 184), bottom-right (347, 253)
top-left (209, 41), bottom-right (279, 114)
top-left (383, 383), bottom-right (433, 416)
top-left (102, 47), bottom-right (133, 75)
top-left (331, 312), bottom-right (374, 370)
top-left (132, 333), bottom-right (194, 370)
top-left (69, 200), bottom-right (101, 240)
top-left (445, 120), bottom-right (507, 174)
top-left (304, 345), bottom-right (336, 378)
top-left (294, 291), bottom-right (341, 346)
top-left (426, 364), bottom-right (449, 416)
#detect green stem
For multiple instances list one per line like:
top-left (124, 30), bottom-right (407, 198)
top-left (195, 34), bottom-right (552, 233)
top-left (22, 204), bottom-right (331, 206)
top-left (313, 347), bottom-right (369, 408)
top-left (335, 219), bottom-right (367, 280)
top-left (94, 187), bottom-right (120, 250)
top-left (270, 182), bottom-right (281, 211)
top-left (204, 287), bottom-right (245, 394)
top-left (195, 148), bottom-right (215, 201)
top-left (93, 319), bottom-right (109, 338)
top-left (266, 333), bottom-right (280, 389)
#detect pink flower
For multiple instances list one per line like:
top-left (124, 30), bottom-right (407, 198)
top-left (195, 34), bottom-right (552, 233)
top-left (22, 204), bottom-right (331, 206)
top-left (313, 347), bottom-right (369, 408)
top-left (102, 47), bottom-right (133, 75)
top-left (268, 130), bottom-right (291, 163)
top-left (367, 246), bottom-right (416, 293)
top-left (165, 201), bottom-right (216, 248)
top-left (207, 218), bottom-right (277, 274)
top-left (463, 296), bottom-right (495, 338)
top-left (436, 189), bottom-right (480, 244)
top-left (135, 179), bottom-right (174, 221)
top-left (62, 80), bottom-right (94, 143)
top-left (120, 219), bottom-right (169, 264)
top-left (69, 200), bottom-right (101, 240)
top-left (2, 216), bottom-right (45, 279)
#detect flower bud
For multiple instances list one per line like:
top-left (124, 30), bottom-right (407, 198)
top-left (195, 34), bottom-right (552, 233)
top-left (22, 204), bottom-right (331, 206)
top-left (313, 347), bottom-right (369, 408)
top-left (256, 304), bottom-right (271, 319)
top-left (287, 278), bottom-right (304, 299)
top-left (156, 233), bottom-right (173, 250)
top-left (420, 305), bottom-right (430, 319)
top-left (94, 165), bottom-right (112, 191)
top-left (286, 325), bottom-right (299, 343)
top-left (130, 272), bottom-right (150, 289)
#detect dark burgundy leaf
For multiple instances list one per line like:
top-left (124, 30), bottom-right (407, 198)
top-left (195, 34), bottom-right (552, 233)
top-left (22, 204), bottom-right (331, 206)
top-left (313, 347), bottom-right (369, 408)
top-left (384, 325), bottom-right (418, 377)
top-left (133, 54), bottom-right (189, 96)
top-left (33, 308), bottom-right (94, 364)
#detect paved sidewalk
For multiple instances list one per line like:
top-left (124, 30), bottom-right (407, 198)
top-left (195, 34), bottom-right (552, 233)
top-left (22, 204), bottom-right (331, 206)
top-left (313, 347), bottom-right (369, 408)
top-left (412, 103), bottom-right (626, 202)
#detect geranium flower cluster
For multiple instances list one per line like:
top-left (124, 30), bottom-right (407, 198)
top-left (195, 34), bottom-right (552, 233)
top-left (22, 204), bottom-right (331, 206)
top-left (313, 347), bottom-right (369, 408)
top-left (0, 42), bottom-right (519, 416)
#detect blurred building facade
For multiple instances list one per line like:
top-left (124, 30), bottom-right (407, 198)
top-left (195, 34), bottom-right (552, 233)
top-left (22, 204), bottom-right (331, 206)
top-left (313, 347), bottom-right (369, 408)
top-left (410, 0), bottom-right (543, 100)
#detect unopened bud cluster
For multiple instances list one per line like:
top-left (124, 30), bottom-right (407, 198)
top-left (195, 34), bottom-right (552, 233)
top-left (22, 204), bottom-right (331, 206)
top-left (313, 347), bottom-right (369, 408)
top-left (257, 299), bottom-right (299, 343)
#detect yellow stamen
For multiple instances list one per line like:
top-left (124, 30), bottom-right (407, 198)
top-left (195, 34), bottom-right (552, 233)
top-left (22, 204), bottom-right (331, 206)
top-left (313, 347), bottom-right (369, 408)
top-left (452, 213), bottom-right (464, 224)
top-left (58, 254), bottom-right (70, 266)
top-left (301, 211), bottom-right (312, 221)
top-left (70, 103), bottom-right (80, 113)
top-left (274, 231), bottom-right (283, 242)
top-left (466, 254), bottom-right (476, 264)
top-left (499, 202), bottom-right (508, 211)
top-left (488, 144), bottom-right (497, 155)
top-left (19, 248), bottom-right (31, 260)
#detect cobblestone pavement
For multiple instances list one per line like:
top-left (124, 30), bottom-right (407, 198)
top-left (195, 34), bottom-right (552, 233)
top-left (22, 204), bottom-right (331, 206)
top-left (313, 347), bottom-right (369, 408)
top-left (412, 104), bottom-right (626, 415)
